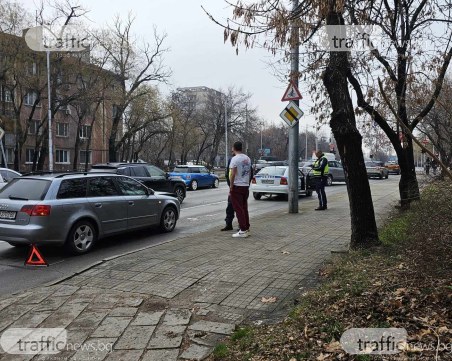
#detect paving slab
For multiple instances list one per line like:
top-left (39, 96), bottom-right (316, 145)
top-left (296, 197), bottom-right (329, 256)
top-left (162, 309), bottom-right (192, 326)
top-left (91, 316), bottom-right (132, 338)
top-left (114, 325), bottom-right (156, 350)
top-left (142, 349), bottom-right (179, 361)
top-left (188, 320), bottom-right (235, 335)
top-left (180, 343), bottom-right (213, 360)
top-left (147, 325), bottom-right (186, 349)
top-left (131, 311), bottom-right (164, 326)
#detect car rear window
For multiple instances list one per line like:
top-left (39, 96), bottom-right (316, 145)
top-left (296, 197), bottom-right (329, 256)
top-left (0, 178), bottom-right (50, 200)
top-left (173, 167), bottom-right (188, 173)
top-left (258, 167), bottom-right (287, 176)
top-left (57, 179), bottom-right (88, 199)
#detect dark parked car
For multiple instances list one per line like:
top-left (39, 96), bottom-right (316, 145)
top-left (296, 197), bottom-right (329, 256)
top-left (0, 173), bottom-right (180, 255)
top-left (90, 163), bottom-right (187, 203)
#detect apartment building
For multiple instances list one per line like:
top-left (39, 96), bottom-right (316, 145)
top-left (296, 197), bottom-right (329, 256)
top-left (0, 31), bottom-right (121, 172)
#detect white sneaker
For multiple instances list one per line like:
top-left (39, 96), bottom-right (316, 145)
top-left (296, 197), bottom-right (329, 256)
top-left (232, 230), bottom-right (249, 238)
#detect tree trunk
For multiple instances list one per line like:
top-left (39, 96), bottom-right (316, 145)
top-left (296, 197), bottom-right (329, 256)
top-left (323, 6), bottom-right (379, 248)
top-left (394, 138), bottom-right (420, 205)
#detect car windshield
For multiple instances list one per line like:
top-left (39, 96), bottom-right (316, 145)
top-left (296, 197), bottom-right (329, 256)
top-left (258, 167), bottom-right (287, 176)
top-left (0, 178), bottom-right (51, 200)
top-left (172, 167), bottom-right (188, 173)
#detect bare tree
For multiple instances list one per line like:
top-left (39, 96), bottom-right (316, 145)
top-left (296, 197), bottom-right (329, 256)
top-left (94, 15), bottom-right (171, 162)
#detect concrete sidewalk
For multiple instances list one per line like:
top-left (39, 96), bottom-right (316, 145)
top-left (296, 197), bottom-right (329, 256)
top-left (0, 182), bottom-right (399, 361)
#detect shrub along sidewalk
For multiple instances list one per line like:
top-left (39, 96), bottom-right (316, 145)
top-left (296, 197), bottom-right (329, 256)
top-left (211, 181), bottom-right (452, 361)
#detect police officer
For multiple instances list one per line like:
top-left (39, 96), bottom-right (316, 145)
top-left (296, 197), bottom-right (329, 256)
top-left (312, 150), bottom-right (329, 210)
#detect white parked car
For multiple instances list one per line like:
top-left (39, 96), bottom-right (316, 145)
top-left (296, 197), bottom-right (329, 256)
top-left (0, 168), bottom-right (21, 189)
top-left (250, 166), bottom-right (312, 200)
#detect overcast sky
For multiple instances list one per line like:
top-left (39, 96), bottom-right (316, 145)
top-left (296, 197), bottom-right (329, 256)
top-left (20, 0), bottom-right (322, 132)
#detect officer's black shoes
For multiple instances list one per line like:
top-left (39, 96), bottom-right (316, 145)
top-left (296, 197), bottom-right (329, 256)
top-left (315, 206), bottom-right (327, 211)
top-left (221, 224), bottom-right (234, 231)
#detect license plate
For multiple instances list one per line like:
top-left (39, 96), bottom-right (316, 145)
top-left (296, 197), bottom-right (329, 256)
top-left (261, 179), bottom-right (274, 184)
top-left (0, 211), bottom-right (16, 220)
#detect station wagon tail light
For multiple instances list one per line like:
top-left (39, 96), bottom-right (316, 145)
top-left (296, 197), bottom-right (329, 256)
top-left (20, 205), bottom-right (52, 216)
top-left (251, 177), bottom-right (256, 184)
top-left (186, 175), bottom-right (191, 179)
top-left (280, 177), bottom-right (288, 185)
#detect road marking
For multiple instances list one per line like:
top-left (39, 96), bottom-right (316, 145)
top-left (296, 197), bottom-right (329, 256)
top-left (182, 200), bottom-right (227, 210)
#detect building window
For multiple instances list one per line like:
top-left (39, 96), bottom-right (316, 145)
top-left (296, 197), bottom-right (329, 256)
top-left (25, 148), bottom-right (36, 164)
top-left (28, 120), bottom-right (41, 135)
top-left (5, 148), bottom-right (14, 164)
top-left (55, 149), bottom-right (70, 164)
top-left (56, 122), bottom-right (68, 137)
top-left (79, 125), bottom-right (91, 139)
top-left (24, 90), bottom-right (38, 106)
top-left (1, 86), bottom-right (13, 103)
top-left (27, 62), bottom-right (39, 76)
top-left (80, 150), bottom-right (92, 164)
top-left (112, 105), bottom-right (119, 118)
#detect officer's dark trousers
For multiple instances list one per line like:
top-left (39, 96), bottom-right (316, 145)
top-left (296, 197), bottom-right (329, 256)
top-left (315, 177), bottom-right (327, 208)
top-left (225, 195), bottom-right (235, 226)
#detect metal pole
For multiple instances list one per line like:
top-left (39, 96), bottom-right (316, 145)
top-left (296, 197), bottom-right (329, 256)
top-left (0, 139), bottom-right (7, 168)
top-left (260, 122), bottom-right (263, 151)
top-left (47, 50), bottom-right (53, 171)
top-left (305, 124), bottom-right (308, 161)
top-left (288, 0), bottom-right (299, 214)
top-left (225, 96), bottom-right (228, 168)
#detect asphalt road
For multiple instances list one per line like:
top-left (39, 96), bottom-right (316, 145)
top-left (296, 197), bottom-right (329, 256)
top-left (0, 179), bottom-right (393, 296)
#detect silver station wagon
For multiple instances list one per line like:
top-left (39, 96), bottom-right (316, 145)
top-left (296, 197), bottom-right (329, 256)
top-left (0, 173), bottom-right (180, 255)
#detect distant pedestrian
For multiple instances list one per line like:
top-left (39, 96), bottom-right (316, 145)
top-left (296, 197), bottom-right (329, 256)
top-left (431, 159), bottom-right (438, 175)
top-left (425, 157), bottom-right (431, 175)
top-left (221, 156), bottom-right (235, 231)
top-left (312, 150), bottom-right (329, 211)
top-left (229, 141), bottom-right (252, 238)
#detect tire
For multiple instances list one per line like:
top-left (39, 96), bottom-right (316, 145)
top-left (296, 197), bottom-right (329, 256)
top-left (212, 179), bottom-right (219, 188)
top-left (253, 192), bottom-right (262, 200)
top-left (305, 190), bottom-right (313, 197)
top-left (379, 173), bottom-right (383, 179)
top-left (160, 206), bottom-right (177, 233)
top-left (385, 174), bottom-right (389, 179)
top-left (174, 186), bottom-right (185, 204)
top-left (65, 220), bottom-right (97, 255)
top-left (326, 175), bottom-right (333, 186)
top-left (190, 180), bottom-right (198, 191)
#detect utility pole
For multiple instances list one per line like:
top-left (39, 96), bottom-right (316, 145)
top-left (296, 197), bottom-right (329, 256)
top-left (47, 50), bottom-right (53, 172)
top-left (288, 0), bottom-right (300, 214)
top-left (224, 96), bottom-right (228, 168)
top-left (305, 124), bottom-right (308, 161)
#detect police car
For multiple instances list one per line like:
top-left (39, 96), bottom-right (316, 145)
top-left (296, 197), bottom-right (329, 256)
top-left (250, 166), bottom-right (312, 200)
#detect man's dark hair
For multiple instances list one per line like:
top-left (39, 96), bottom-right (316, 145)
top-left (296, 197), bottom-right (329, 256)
top-left (233, 141), bottom-right (243, 152)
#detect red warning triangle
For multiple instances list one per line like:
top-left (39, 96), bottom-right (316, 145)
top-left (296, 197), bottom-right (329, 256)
top-left (25, 244), bottom-right (48, 266)
top-left (281, 80), bottom-right (303, 101)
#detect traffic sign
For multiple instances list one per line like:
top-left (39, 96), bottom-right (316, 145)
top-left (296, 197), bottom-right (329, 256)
top-left (281, 80), bottom-right (303, 102)
top-left (0, 127), bottom-right (4, 140)
top-left (280, 101), bottom-right (304, 127)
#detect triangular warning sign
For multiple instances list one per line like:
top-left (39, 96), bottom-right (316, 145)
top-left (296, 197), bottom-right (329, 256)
top-left (25, 244), bottom-right (48, 267)
top-left (281, 80), bottom-right (303, 101)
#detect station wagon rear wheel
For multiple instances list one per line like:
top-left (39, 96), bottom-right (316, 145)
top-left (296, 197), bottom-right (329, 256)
top-left (160, 206), bottom-right (177, 232)
top-left (190, 180), bottom-right (198, 191)
top-left (65, 220), bottom-right (97, 255)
